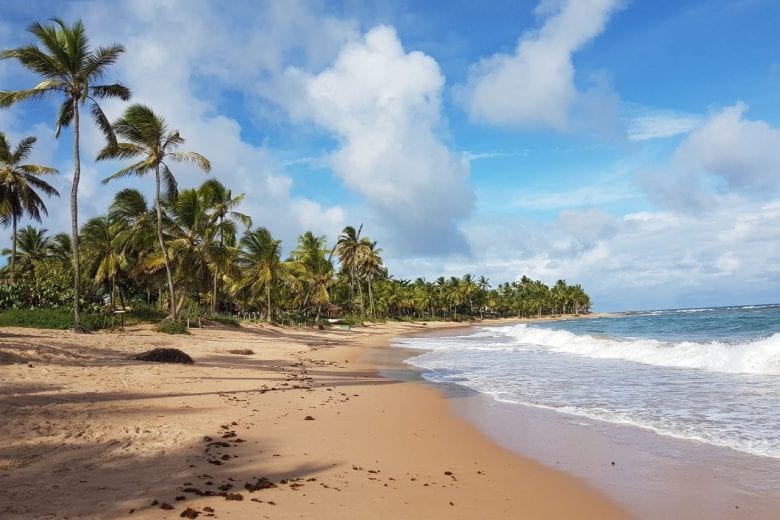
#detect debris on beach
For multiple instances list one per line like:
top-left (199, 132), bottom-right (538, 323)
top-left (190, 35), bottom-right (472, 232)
top-left (133, 348), bottom-right (194, 364)
top-left (227, 348), bottom-right (254, 355)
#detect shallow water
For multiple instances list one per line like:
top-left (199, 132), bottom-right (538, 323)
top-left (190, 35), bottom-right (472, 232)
top-left (394, 305), bottom-right (780, 459)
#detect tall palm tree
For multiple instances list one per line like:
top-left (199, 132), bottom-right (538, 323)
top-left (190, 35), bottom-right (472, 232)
top-left (360, 241), bottom-right (383, 319)
top-left (1, 18), bottom-right (130, 330)
top-left (97, 104), bottom-right (210, 321)
top-left (0, 133), bottom-right (59, 279)
top-left (335, 224), bottom-right (372, 318)
top-left (199, 179), bottom-right (251, 315)
top-left (236, 227), bottom-right (282, 323)
top-left (292, 231), bottom-right (333, 323)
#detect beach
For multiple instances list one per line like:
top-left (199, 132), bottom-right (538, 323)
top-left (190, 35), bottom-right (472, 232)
top-left (0, 320), bottom-right (628, 519)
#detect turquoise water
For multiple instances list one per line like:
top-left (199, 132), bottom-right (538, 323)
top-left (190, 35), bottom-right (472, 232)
top-left (394, 304), bottom-right (780, 459)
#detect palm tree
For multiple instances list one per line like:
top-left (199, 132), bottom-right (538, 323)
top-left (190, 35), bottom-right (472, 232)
top-left (0, 133), bottom-right (59, 279)
top-left (292, 231), bottom-right (333, 323)
top-left (335, 224), bottom-right (372, 318)
top-left (235, 227), bottom-right (281, 323)
top-left (199, 179), bottom-right (251, 315)
top-left (2, 225), bottom-right (51, 276)
top-left (1, 18), bottom-right (130, 330)
top-left (360, 241), bottom-right (383, 319)
top-left (97, 104), bottom-right (210, 321)
top-left (81, 214), bottom-right (126, 310)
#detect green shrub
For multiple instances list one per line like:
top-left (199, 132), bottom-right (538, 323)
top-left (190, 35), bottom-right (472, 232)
top-left (211, 316), bottom-right (240, 327)
top-left (156, 320), bottom-right (190, 335)
top-left (0, 307), bottom-right (104, 331)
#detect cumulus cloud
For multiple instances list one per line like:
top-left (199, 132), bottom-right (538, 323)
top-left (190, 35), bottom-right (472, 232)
top-left (457, 0), bottom-right (621, 131)
top-left (55, 1), bottom-right (348, 247)
top-left (304, 26), bottom-right (474, 254)
top-left (639, 103), bottom-right (780, 212)
top-left (673, 102), bottom-right (780, 195)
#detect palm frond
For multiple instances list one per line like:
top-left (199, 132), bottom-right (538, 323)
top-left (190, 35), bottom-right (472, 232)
top-left (0, 133), bottom-right (11, 159)
top-left (90, 83), bottom-right (130, 100)
top-left (0, 44), bottom-right (65, 78)
top-left (0, 83), bottom-right (62, 107)
top-left (101, 160), bottom-right (152, 184)
top-left (55, 98), bottom-right (75, 137)
top-left (28, 20), bottom-right (73, 71)
top-left (168, 151), bottom-right (211, 172)
top-left (160, 163), bottom-right (179, 199)
top-left (12, 136), bottom-right (37, 163)
top-left (83, 45), bottom-right (126, 80)
top-left (90, 100), bottom-right (117, 148)
top-left (96, 142), bottom-right (146, 161)
top-left (19, 164), bottom-right (59, 176)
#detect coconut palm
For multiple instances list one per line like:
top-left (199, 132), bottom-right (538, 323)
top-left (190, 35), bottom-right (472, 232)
top-left (81, 214), bottom-right (126, 310)
top-left (291, 231), bottom-right (333, 323)
top-left (235, 227), bottom-right (281, 323)
top-left (335, 224), bottom-right (372, 318)
top-left (0, 133), bottom-right (59, 279)
top-left (2, 225), bottom-right (51, 276)
top-left (360, 240), bottom-right (383, 319)
top-left (1, 18), bottom-right (130, 329)
top-left (97, 104), bottom-right (210, 321)
top-left (199, 179), bottom-right (251, 315)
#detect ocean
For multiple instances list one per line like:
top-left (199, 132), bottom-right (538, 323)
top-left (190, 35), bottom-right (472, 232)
top-left (393, 304), bottom-right (780, 460)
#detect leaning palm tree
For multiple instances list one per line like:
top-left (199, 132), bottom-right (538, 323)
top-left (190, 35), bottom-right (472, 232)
top-left (97, 104), bottom-right (210, 321)
top-left (1, 18), bottom-right (129, 330)
top-left (0, 133), bottom-right (59, 280)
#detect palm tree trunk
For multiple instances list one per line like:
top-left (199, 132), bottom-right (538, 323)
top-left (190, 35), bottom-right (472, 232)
top-left (367, 277), bottom-right (374, 318)
top-left (357, 277), bottom-right (364, 319)
top-left (211, 220), bottom-right (223, 316)
top-left (212, 269), bottom-right (218, 315)
top-left (155, 164), bottom-right (177, 321)
top-left (266, 282), bottom-right (272, 323)
top-left (10, 214), bottom-right (17, 282)
top-left (71, 99), bottom-right (82, 331)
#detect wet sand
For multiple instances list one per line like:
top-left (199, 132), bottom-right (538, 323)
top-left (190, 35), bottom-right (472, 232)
top-left (0, 320), bottom-right (627, 519)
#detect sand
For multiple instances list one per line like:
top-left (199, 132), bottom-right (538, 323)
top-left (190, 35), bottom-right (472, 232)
top-left (0, 320), bottom-right (629, 519)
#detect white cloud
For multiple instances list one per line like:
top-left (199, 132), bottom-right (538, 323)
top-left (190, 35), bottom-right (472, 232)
top-left (303, 26), bottom-right (474, 254)
top-left (627, 110), bottom-right (703, 141)
top-left (59, 1), bottom-right (349, 248)
top-left (457, 0), bottom-right (621, 130)
top-left (672, 102), bottom-right (780, 194)
top-left (638, 103), bottom-right (780, 212)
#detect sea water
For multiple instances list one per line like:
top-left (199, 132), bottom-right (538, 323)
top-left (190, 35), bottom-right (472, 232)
top-left (394, 304), bottom-right (780, 460)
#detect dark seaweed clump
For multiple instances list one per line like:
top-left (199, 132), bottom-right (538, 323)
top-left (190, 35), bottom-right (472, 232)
top-left (134, 348), bottom-right (194, 364)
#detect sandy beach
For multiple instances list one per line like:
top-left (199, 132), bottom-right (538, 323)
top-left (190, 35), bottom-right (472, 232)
top-left (0, 320), bottom-right (628, 519)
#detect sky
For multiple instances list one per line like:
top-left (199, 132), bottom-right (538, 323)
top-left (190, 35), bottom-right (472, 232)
top-left (1, 0), bottom-right (780, 312)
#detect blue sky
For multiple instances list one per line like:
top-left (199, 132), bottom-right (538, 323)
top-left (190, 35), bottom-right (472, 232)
top-left (2, 0), bottom-right (780, 311)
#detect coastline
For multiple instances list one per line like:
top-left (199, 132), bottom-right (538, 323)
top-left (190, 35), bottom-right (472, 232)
top-left (393, 318), bottom-right (780, 519)
top-left (0, 319), bottom-right (628, 519)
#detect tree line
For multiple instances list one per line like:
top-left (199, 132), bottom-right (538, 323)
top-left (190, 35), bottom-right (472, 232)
top-left (0, 19), bottom-right (591, 327)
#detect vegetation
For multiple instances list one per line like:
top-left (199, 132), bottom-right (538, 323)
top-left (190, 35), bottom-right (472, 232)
top-left (0, 17), bottom-right (593, 330)
top-left (1, 18), bottom-right (130, 330)
top-left (0, 307), bottom-right (103, 331)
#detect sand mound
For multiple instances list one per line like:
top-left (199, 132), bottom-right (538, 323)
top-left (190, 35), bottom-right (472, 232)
top-left (133, 348), bottom-right (194, 364)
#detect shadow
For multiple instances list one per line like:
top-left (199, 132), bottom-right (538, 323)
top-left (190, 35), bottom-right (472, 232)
top-left (0, 431), bottom-right (341, 519)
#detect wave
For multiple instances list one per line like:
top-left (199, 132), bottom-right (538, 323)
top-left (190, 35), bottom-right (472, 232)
top-left (398, 325), bottom-right (780, 375)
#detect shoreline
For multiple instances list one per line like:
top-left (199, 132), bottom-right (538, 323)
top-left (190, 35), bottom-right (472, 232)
top-left (0, 320), bottom-right (628, 519)
top-left (392, 319), bottom-right (780, 519)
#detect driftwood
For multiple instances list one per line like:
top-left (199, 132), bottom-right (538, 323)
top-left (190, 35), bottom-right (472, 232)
top-left (133, 348), bottom-right (194, 364)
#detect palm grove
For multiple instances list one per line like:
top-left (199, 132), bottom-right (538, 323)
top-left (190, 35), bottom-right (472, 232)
top-left (0, 19), bottom-right (591, 330)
